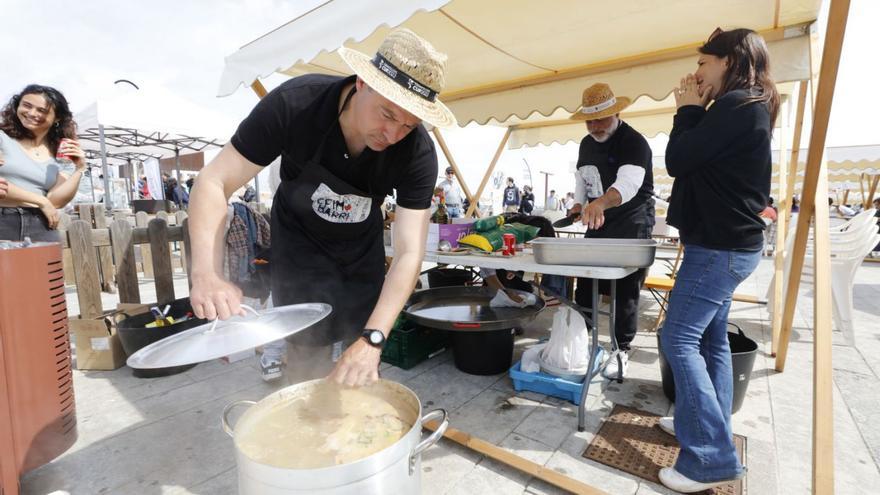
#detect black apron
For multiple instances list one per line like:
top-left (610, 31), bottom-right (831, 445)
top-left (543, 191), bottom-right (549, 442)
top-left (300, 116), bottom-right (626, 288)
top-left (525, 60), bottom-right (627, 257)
top-left (270, 88), bottom-right (387, 346)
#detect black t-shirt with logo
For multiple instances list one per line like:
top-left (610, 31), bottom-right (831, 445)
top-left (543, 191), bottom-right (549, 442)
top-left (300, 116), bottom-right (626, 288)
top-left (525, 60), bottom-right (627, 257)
top-left (576, 121), bottom-right (654, 228)
top-left (231, 74), bottom-right (437, 209)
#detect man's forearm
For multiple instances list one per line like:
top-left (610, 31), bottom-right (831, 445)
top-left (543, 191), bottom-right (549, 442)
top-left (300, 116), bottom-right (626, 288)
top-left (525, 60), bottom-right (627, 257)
top-left (363, 249), bottom-right (421, 336)
top-left (188, 178), bottom-right (231, 278)
top-left (594, 188), bottom-right (622, 210)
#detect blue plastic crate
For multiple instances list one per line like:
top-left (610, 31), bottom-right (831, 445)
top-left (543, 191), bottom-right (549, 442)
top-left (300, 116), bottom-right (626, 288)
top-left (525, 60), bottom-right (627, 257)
top-left (509, 347), bottom-right (605, 405)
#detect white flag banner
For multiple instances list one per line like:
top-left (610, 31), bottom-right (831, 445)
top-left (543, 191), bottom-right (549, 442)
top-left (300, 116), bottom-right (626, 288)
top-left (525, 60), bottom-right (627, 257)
top-left (144, 158), bottom-right (164, 199)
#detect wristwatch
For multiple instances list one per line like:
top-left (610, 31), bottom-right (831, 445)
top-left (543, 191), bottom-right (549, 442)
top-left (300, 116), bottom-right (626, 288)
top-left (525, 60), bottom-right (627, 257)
top-left (362, 329), bottom-right (386, 349)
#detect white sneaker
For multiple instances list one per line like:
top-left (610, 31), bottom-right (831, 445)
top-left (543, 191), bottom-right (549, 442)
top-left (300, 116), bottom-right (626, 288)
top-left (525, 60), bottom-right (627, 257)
top-left (659, 467), bottom-right (739, 493)
top-left (602, 351), bottom-right (628, 379)
top-left (260, 355), bottom-right (283, 382)
top-left (658, 416), bottom-right (675, 436)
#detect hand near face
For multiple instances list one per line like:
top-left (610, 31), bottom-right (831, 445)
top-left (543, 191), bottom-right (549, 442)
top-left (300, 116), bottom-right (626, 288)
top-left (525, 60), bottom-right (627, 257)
top-left (59, 139), bottom-right (87, 169)
top-left (674, 74), bottom-right (712, 109)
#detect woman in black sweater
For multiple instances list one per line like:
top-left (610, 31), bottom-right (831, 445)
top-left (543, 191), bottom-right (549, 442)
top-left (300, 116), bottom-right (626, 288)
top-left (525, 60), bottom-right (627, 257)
top-left (658, 28), bottom-right (779, 493)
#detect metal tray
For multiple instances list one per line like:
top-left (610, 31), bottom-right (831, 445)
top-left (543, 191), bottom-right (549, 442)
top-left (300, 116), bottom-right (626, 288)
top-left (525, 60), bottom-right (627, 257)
top-left (403, 286), bottom-right (545, 332)
top-left (531, 237), bottom-right (657, 268)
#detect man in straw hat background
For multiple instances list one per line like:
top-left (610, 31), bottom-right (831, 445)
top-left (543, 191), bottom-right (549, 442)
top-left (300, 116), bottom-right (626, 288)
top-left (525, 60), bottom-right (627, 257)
top-left (187, 28), bottom-right (455, 387)
top-left (569, 83), bottom-right (655, 380)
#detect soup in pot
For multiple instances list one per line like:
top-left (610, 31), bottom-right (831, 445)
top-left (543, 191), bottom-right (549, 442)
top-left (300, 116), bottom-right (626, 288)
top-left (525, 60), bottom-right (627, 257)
top-left (235, 380), bottom-right (417, 469)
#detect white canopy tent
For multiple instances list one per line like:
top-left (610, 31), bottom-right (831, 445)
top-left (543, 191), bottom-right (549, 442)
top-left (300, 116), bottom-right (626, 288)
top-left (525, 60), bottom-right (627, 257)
top-left (218, 1), bottom-right (852, 491)
top-left (74, 86), bottom-right (232, 207)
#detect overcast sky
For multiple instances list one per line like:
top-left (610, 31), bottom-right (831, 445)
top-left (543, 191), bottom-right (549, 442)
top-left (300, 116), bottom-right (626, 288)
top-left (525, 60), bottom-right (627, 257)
top-left (2, 0), bottom-right (877, 200)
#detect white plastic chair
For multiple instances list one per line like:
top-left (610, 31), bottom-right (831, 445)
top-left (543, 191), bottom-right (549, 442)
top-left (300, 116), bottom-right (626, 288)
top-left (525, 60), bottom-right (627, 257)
top-left (767, 219), bottom-right (879, 346)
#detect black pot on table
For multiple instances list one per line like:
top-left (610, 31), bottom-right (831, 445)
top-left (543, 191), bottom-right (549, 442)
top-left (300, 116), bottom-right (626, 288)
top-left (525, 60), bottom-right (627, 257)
top-left (117, 297), bottom-right (208, 378)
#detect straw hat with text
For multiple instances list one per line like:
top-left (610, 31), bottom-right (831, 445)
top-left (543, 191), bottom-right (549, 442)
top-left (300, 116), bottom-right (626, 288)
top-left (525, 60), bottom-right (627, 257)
top-left (339, 28), bottom-right (457, 128)
top-left (569, 83), bottom-right (631, 121)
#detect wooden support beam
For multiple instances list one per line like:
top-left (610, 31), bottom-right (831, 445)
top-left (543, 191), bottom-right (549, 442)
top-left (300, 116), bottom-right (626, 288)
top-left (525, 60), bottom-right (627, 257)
top-left (771, 92), bottom-right (793, 355)
top-left (776, 1), bottom-right (849, 373)
top-left (431, 127), bottom-right (475, 205)
top-left (867, 174), bottom-right (880, 207)
top-left (812, 165), bottom-right (835, 495)
top-left (424, 421), bottom-right (608, 495)
top-left (787, 81), bottom-right (809, 207)
top-left (773, 1), bottom-right (850, 493)
top-left (465, 128), bottom-right (511, 217)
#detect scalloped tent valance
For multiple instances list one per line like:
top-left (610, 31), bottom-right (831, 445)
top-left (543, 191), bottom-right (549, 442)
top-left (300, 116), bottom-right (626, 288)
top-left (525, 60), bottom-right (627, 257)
top-left (219, 0), bottom-right (819, 132)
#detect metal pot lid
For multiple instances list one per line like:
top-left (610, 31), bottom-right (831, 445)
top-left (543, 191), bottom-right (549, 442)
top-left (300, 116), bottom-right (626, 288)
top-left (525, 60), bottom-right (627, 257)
top-left (126, 303), bottom-right (332, 369)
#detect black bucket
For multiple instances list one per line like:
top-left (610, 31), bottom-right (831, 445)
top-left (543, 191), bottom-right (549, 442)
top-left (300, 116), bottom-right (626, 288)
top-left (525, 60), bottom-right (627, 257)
top-left (426, 267), bottom-right (475, 288)
top-left (117, 297), bottom-right (208, 378)
top-left (657, 323), bottom-right (758, 414)
top-left (451, 328), bottom-right (514, 375)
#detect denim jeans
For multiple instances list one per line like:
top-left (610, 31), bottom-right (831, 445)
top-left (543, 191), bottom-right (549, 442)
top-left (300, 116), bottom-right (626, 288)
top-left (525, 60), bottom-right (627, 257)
top-left (447, 205), bottom-right (462, 218)
top-left (659, 244), bottom-right (761, 482)
top-left (0, 207), bottom-right (59, 242)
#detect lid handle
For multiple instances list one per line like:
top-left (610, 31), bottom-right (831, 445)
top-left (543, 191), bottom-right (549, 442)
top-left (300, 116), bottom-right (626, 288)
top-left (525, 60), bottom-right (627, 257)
top-left (205, 304), bottom-right (261, 334)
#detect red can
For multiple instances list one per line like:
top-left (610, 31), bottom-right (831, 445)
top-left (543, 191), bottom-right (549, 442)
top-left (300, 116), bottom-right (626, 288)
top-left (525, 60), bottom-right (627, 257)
top-left (502, 233), bottom-right (516, 256)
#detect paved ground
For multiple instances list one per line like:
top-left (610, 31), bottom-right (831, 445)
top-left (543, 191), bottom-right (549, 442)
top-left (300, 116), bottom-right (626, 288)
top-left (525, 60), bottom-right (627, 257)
top-left (20, 255), bottom-right (880, 494)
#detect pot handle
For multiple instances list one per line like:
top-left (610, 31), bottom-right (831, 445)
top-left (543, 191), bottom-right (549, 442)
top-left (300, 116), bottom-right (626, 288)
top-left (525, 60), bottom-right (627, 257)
top-left (221, 400), bottom-right (257, 438)
top-left (409, 409), bottom-right (448, 475)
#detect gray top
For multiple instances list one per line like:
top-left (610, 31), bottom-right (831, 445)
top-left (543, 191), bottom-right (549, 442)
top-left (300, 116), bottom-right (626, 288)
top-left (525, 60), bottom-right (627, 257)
top-left (0, 130), bottom-right (61, 196)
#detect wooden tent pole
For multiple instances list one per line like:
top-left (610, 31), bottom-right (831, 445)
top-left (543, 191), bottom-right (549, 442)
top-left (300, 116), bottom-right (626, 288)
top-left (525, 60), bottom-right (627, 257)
top-left (770, 96), bottom-right (790, 355)
top-left (868, 174), bottom-right (880, 207)
top-left (787, 82), bottom-right (809, 210)
top-left (859, 173), bottom-right (867, 208)
top-left (465, 128), bottom-right (511, 217)
top-left (772, 82), bottom-right (809, 356)
top-left (431, 128), bottom-right (476, 206)
top-left (251, 80), bottom-right (268, 98)
top-left (773, 1), bottom-right (850, 493)
top-left (841, 189), bottom-right (849, 206)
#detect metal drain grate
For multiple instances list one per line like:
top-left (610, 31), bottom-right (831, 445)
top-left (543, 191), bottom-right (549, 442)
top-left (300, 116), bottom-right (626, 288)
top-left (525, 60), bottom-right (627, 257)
top-left (583, 404), bottom-right (745, 495)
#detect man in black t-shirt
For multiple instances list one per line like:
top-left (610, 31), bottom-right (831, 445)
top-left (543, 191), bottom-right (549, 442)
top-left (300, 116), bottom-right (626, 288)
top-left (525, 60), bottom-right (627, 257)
top-left (187, 28), bottom-right (456, 388)
top-left (568, 83), bottom-right (655, 380)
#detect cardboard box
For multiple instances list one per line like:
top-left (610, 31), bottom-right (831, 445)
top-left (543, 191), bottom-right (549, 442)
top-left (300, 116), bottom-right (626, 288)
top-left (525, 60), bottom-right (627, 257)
top-left (72, 303), bottom-right (149, 371)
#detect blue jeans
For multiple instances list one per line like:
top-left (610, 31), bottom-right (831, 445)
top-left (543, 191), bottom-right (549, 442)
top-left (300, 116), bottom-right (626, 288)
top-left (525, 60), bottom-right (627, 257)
top-left (659, 244), bottom-right (761, 482)
top-left (447, 205), bottom-right (462, 218)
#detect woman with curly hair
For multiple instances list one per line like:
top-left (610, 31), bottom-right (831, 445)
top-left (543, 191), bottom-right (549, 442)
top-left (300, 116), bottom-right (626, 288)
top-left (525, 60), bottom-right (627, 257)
top-left (658, 28), bottom-right (779, 492)
top-left (0, 84), bottom-right (86, 241)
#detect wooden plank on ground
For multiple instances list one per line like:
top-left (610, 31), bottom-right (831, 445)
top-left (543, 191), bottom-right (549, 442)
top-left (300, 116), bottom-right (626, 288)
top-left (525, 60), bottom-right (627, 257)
top-left (424, 421), bottom-right (608, 495)
top-left (136, 211), bottom-right (153, 277)
top-left (110, 219), bottom-right (140, 304)
top-left (67, 220), bottom-right (103, 319)
top-left (149, 218), bottom-right (175, 304)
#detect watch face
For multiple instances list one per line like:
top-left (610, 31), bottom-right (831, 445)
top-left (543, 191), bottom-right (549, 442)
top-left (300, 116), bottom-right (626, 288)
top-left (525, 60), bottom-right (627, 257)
top-left (370, 332), bottom-right (383, 344)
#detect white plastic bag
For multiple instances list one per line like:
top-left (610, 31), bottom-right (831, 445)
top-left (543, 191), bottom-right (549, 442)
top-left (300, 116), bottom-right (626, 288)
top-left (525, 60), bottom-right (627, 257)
top-left (521, 342), bottom-right (547, 373)
top-left (540, 307), bottom-right (590, 371)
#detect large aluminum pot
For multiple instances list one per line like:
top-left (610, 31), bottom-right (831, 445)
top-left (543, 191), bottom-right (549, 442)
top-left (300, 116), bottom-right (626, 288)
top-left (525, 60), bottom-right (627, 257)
top-left (222, 379), bottom-right (448, 494)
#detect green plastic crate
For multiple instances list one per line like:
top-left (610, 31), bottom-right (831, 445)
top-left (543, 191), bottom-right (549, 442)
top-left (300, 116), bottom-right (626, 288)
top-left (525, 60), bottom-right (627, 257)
top-left (381, 323), bottom-right (449, 370)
